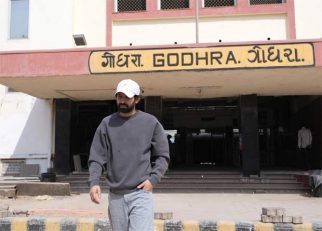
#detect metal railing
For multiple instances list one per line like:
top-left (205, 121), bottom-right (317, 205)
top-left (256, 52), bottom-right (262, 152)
top-left (203, 0), bottom-right (236, 8)
top-left (116, 0), bottom-right (146, 12)
top-left (249, 0), bottom-right (285, 5)
top-left (160, 0), bottom-right (189, 10)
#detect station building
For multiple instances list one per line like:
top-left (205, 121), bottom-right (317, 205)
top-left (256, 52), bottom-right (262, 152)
top-left (0, 0), bottom-right (321, 176)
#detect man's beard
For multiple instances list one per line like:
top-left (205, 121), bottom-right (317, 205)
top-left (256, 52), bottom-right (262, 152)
top-left (117, 102), bottom-right (135, 113)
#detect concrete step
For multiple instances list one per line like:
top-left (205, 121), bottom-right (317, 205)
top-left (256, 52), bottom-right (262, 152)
top-left (61, 171), bottom-right (310, 194)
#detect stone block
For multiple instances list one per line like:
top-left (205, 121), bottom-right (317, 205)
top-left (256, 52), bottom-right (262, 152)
top-left (16, 182), bottom-right (70, 196)
top-left (272, 216), bottom-right (283, 223)
top-left (154, 212), bottom-right (173, 220)
top-left (262, 207), bottom-right (277, 216)
top-left (276, 208), bottom-right (286, 216)
top-left (0, 189), bottom-right (16, 198)
top-left (261, 215), bottom-right (273, 223)
top-left (292, 216), bottom-right (303, 224)
top-left (282, 216), bottom-right (293, 223)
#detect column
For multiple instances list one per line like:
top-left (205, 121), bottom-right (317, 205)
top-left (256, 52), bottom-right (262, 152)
top-left (54, 99), bottom-right (73, 174)
top-left (240, 94), bottom-right (260, 176)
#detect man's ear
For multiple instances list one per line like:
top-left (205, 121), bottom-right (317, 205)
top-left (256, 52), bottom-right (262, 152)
top-left (134, 96), bottom-right (142, 104)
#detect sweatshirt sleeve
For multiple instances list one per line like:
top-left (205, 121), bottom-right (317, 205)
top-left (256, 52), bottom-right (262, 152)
top-left (88, 122), bottom-right (108, 188)
top-left (149, 121), bottom-right (170, 186)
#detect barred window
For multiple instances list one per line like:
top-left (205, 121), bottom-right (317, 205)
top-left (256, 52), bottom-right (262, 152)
top-left (249, 0), bottom-right (285, 5)
top-left (204, 0), bottom-right (235, 8)
top-left (117, 0), bottom-right (146, 12)
top-left (161, 0), bottom-right (189, 10)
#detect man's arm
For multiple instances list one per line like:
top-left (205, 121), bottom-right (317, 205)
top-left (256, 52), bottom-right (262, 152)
top-left (148, 122), bottom-right (170, 186)
top-left (88, 123), bottom-right (108, 203)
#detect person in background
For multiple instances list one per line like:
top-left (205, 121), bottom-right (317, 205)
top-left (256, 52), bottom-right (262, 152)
top-left (297, 125), bottom-right (312, 170)
top-left (88, 79), bottom-right (170, 231)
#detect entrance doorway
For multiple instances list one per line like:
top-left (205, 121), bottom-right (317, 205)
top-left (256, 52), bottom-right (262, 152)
top-left (55, 95), bottom-right (321, 173)
top-left (163, 98), bottom-right (240, 169)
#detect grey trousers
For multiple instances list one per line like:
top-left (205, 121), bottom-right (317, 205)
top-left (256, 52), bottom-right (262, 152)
top-left (108, 189), bottom-right (154, 231)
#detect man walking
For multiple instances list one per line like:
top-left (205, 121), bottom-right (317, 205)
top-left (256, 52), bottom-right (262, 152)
top-left (88, 79), bottom-right (170, 231)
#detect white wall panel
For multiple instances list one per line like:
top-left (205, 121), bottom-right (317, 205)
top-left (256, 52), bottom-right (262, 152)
top-left (200, 15), bottom-right (287, 43)
top-left (294, 0), bottom-right (322, 39)
top-left (73, 0), bottom-right (106, 47)
top-left (113, 15), bottom-right (288, 47)
top-left (0, 0), bottom-right (106, 51)
top-left (113, 19), bottom-right (196, 46)
top-left (0, 94), bottom-right (53, 173)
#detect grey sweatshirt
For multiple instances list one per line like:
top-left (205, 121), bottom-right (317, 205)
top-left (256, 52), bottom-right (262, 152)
top-left (88, 110), bottom-right (170, 194)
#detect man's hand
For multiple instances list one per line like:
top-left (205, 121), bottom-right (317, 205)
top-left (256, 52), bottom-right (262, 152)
top-left (137, 179), bottom-right (153, 192)
top-left (89, 185), bottom-right (101, 204)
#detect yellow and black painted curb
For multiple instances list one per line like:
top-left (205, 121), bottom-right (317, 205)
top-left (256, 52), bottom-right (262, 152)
top-left (0, 217), bottom-right (322, 231)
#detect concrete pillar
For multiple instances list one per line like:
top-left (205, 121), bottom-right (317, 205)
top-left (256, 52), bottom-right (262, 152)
top-left (240, 94), bottom-right (260, 176)
top-left (54, 99), bottom-right (73, 174)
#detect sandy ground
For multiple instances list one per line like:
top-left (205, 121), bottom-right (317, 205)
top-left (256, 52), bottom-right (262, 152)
top-left (1, 192), bottom-right (322, 222)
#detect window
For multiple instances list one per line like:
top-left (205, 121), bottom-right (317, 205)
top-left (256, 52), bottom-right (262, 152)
top-left (160, 0), bottom-right (189, 10)
top-left (116, 0), bottom-right (146, 12)
top-left (249, 0), bottom-right (285, 5)
top-left (10, 0), bottom-right (29, 39)
top-left (204, 0), bottom-right (235, 8)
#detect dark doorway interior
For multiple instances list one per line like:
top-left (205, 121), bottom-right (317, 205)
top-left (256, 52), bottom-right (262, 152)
top-left (59, 96), bottom-right (321, 173)
top-left (163, 98), bottom-right (240, 169)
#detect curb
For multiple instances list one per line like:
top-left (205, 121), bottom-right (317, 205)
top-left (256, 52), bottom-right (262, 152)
top-left (0, 217), bottom-right (322, 231)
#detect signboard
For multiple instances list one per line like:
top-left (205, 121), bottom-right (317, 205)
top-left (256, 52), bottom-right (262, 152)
top-left (89, 43), bottom-right (314, 74)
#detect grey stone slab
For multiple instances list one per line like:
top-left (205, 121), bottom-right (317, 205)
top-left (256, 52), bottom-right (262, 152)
top-left (28, 218), bottom-right (45, 231)
top-left (313, 222), bottom-right (322, 231)
top-left (236, 222), bottom-right (254, 231)
top-left (165, 220), bottom-right (183, 231)
top-left (200, 221), bottom-right (217, 231)
top-left (19, 164), bottom-right (39, 177)
top-left (0, 218), bottom-right (11, 231)
top-left (274, 223), bottom-right (294, 231)
top-left (94, 219), bottom-right (112, 231)
top-left (60, 218), bottom-right (77, 231)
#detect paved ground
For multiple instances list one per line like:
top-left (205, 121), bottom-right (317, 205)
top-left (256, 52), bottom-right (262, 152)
top-left (1, 192), bottom-right (322, 222)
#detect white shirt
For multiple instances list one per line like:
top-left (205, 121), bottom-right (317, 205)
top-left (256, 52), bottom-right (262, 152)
top-left (298, 127), bottom-right (312, 149)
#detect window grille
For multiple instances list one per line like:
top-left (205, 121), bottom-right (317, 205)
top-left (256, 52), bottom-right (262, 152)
top-left (249, 0), bottom-right (285, 5)
top-left (117, 0), bottom-right (146, 12)
top-left (204, 0), bottom-right (235, 8)
top-left (161, 0), bottom-right (189, 10)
